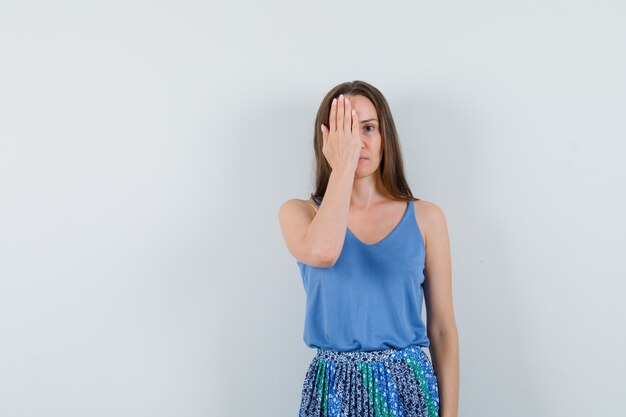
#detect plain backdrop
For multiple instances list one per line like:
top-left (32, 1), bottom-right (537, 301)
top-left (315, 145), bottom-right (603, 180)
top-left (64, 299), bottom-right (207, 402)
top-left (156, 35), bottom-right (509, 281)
top-left (1, 1), bottom-right (625, 416)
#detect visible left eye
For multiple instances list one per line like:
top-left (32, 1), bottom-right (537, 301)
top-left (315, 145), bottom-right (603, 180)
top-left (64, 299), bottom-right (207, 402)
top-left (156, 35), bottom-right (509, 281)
top-left (364, 125), bottom-right (375, 133)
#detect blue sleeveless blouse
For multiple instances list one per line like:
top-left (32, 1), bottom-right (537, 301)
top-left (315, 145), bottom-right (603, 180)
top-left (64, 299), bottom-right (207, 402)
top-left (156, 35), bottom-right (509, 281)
top-left (296, 196), bottom-right (430, 352)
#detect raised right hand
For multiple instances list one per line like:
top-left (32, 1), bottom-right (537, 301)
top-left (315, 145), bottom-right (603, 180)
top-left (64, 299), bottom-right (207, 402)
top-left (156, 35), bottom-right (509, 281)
top-left (320, 94), bottom-right (363, 173)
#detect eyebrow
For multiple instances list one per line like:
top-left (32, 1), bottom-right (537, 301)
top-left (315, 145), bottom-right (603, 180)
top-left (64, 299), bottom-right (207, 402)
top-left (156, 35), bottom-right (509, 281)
top-left (360, 118), bottom-right (378, 123)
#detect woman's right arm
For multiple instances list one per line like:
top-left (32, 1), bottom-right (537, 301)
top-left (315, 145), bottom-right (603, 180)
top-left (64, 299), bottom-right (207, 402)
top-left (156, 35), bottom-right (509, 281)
top-left (278, 94), bottom-right (362, 267)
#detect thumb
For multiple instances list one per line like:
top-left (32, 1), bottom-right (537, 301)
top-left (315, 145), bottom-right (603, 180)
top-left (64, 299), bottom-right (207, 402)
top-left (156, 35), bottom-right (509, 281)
top-left (321, 124), bottom-right (328, 145)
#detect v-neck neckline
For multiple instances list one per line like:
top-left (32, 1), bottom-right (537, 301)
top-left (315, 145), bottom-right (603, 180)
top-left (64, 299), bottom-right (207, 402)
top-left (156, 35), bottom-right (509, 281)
top-left (346, 200), bottom-right (411, 247)
top-left (312, 196), bottom-right (412, 247)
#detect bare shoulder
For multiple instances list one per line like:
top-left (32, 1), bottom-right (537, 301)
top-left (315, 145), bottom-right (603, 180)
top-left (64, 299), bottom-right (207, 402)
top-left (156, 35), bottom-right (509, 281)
top-left (278, 198), bottom-right (318, 229)
top-left (278, 198), bottom-right (318, 217)
top-left (412, 198), bottom-right (449, 248)
top-left (278, 198), bottom-right (322, 263)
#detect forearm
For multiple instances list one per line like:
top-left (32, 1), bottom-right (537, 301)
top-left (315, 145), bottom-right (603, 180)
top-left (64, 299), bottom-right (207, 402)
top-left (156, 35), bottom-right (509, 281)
top-left (305, 167), bottom-right (355, 262)
top-left (428, 330), bottom-right (459, 417)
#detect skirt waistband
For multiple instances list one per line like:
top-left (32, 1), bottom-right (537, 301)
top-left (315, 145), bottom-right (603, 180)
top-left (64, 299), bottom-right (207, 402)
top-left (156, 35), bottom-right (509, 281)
top-left (315, 344), bottom-right (426, 363)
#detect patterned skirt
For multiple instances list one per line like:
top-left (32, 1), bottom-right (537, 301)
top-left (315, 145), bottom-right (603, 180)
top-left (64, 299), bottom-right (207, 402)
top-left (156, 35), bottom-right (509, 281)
top-left (298, 344), bottom-right (440, 417)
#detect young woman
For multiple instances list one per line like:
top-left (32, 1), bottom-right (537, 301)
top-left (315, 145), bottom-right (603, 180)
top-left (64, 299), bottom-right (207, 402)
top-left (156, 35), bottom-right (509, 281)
top-left (279, 80), bottom-right (459, 417)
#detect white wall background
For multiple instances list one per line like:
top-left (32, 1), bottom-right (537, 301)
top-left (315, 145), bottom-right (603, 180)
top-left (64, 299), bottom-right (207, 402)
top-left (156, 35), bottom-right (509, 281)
top-left (1, 1), bottom-right (624, 416)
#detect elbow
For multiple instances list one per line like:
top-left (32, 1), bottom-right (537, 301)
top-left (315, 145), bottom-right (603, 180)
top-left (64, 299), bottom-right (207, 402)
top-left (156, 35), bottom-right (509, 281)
top-left (428, 324), bottom-right (459, 343)
top-left (310, 248), bottom-right (338, 268)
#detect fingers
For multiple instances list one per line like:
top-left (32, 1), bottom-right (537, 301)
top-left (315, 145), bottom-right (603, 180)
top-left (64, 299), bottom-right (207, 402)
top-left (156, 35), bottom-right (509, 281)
top-left (337, 94), bottom-right (344, 132)
top-left (344, 96), bottom-right (352, 132)
top-left (328, 94), bottom-right (353, 133)
top-left (351, 104), bottom-right (358, 135)
top-left (329, 97), bottom-right (337, 132)
top-left (320, 124), bottom-right (327, 146)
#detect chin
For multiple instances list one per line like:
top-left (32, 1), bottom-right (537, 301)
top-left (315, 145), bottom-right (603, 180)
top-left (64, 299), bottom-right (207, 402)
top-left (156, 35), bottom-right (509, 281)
top-left (354, 169), bottom-right (376, 178)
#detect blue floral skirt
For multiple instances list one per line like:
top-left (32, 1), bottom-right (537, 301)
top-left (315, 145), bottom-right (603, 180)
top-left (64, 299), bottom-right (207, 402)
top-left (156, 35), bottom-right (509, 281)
top-left (299, 344), bottom-right (440, 417)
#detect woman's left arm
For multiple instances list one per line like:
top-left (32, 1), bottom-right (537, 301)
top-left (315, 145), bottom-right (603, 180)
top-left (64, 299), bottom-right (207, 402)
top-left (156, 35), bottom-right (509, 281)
top-left (423, 203), bottom-right (459, 417)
